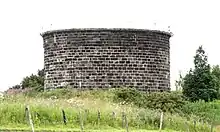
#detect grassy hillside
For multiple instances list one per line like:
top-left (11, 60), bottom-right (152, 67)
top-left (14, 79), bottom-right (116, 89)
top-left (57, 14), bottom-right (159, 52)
top-left (0, 88), bottom-right (218, 131)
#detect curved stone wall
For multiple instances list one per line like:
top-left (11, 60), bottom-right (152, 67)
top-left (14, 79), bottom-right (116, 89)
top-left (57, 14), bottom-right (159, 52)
top-left (41, 28), bottom-right (171, 92)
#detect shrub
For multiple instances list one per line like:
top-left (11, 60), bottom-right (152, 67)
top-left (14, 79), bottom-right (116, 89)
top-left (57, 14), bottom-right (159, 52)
top-left (144, 91), bottom-right (186, 113)
top-left (113, 88), bottom-right (186, 113)
top-left (113, 87), bottom-right (144, 104)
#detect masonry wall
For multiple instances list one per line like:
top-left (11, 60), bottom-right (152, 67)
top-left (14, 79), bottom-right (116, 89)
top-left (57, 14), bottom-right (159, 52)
top-left (41, 28), bottom-right (171, 92)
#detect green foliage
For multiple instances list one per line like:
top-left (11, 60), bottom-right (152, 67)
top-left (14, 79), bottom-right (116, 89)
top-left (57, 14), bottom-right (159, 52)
top-left (0, 92), bottom-right (211, 132)
top-left (182, 46), bottom-right (218, 102)
top-left (11, 85), bottom-right (21, 89)
top-left (24, 88), bottom-right (186, 114)
top-left (144, 91), bottom-right (186, 113)
top-left (21, 74), bottom-right (42, 88)
top-left (113, 88), bottom-right (186, 113)
top-left (10, 69), bottom-right (44, 92)
top-left (21, 69), bottom-right (44, 89)
top-left (16, 87), bottom-right (187, 114)
top-left (181, 100), bottom-right (220, 125)
top-left (211, 65), bottom-right (220, 99)
top-left (23, 88), bottom-right (115, 102)
top-left (113, 87), bottom-right (144, 104)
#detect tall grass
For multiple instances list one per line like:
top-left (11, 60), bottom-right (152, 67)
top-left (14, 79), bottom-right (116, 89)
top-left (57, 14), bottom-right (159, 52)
top-left (182, 100), bottom-right (220, 125)
top-left (0, 89), bottom-right (212, 131)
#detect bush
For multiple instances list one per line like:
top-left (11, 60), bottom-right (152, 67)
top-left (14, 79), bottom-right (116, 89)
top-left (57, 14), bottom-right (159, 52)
top-left (113, 88), bottom-right (186, 113)
top-left (144, 91), bottom-right (186, 113)
top-left (113, 87), bottom-right (144, 104)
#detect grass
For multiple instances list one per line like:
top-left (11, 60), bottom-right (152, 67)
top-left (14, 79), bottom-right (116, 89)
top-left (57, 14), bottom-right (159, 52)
top-left (182, 100), bottom-right (220, 124)
top-left (0, 88), bottom-right (215, 131)
top-left (0, 127), bottom-right (179, 132)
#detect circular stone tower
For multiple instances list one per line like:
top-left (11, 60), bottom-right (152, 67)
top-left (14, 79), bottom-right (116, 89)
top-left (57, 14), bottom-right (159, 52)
top-left (41, 28), bottom-right (171, 92)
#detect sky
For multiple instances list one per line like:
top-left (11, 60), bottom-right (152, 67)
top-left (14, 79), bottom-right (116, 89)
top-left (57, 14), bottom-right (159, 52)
top-left (0, 0), bottom-right (220, 92)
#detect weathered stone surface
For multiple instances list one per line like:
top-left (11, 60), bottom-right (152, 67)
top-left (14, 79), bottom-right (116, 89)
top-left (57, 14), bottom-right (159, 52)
top-left (41, 28), bottom-right (171, 92)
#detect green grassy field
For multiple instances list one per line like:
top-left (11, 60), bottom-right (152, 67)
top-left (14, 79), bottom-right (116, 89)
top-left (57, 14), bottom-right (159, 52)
top-left (0, 89), bottom-right (217, 132)
top-left (0, 127), bottom-right (179, 132)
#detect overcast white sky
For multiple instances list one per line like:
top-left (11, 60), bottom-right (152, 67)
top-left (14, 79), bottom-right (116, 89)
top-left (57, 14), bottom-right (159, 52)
top-left (0, 0), bottom-right (219, 91)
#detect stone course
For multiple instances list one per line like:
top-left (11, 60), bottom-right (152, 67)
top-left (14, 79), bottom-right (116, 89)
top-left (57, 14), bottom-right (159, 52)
top-left (41, 28), bottom-right (171, 92)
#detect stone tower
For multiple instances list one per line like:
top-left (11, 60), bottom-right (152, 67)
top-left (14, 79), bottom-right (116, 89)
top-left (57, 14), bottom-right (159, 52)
top-left (41, 28), bottom-right (171, 92)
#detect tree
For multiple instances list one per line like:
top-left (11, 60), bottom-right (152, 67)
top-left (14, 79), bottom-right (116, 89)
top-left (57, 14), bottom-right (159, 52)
top-left (182, 46), bottom-right (218, 102)
top-left (21, 69), bottom-right (44, 91)
top-left (211, 65), bottom-right (220, 98)
top-left (11, 84), bottom-right (21, 89)
top-left (21, 74), bottom-right (42, 88)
